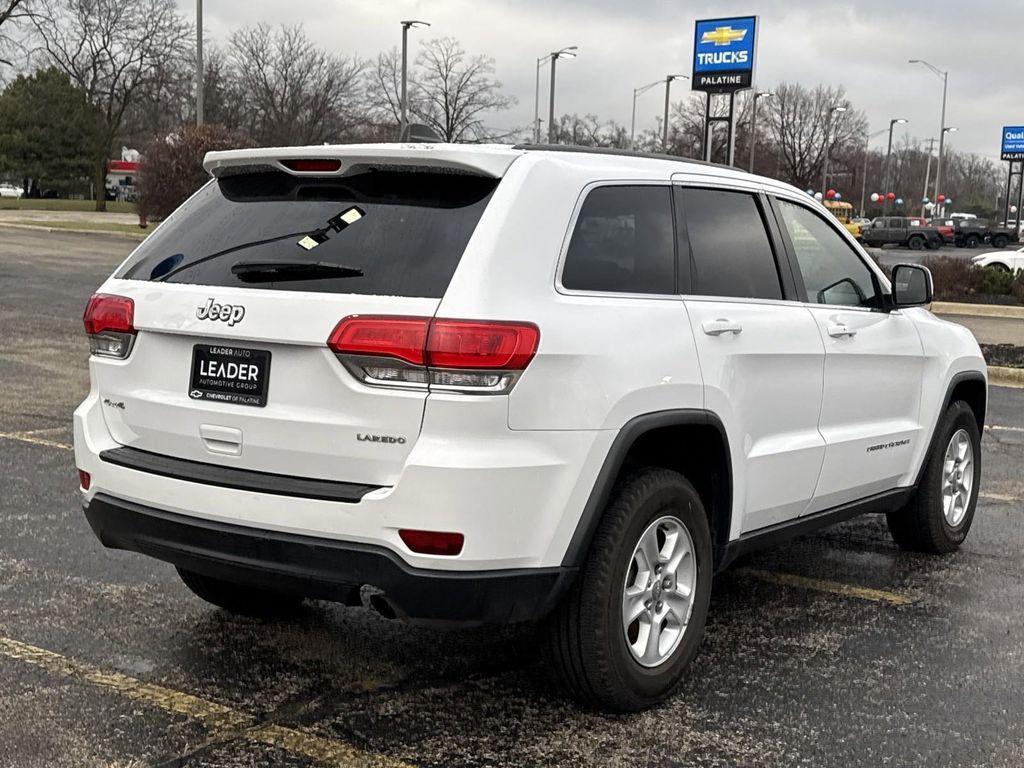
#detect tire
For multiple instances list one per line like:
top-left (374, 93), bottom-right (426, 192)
top-left (990, 262), bottom-right (1011, 273)
top-left (176, 567), bottom-right (304, 616)
top-left (907, 235), bottom-right (925, 251)
top-left (992, 235), bottom-right (1008, 248)
top-left (926, 238), bottom-right (942, 250)
top-left (545, 468), bottom-right (712, 712)
top-left (886, 401), bottom-right (981, 553)
top-left (965, 234), bottom-right (981, 248)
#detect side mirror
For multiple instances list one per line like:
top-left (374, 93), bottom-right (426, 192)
top-left (891, 263), bottom-right (933, 308)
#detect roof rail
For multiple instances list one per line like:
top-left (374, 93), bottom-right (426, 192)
top-left (511, 143), bottom-right (727, 171)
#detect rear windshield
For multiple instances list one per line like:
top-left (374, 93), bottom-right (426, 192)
top-left (118, 169), bottom-right (499, 297)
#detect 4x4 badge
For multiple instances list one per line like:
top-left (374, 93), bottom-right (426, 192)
top-left (196, 298), bottom-right (245, 326)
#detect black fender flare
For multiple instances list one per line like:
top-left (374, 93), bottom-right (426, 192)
top-left (559, 409), bottom-right (732, 570)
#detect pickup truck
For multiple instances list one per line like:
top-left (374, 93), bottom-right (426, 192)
top-left (861, 216), bottom-right (944, 250)
top-left (953, 218), bottom-right (1017, 249)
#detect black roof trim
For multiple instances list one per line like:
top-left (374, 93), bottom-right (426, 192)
top-left (511, 143), bottom-right (728, 171)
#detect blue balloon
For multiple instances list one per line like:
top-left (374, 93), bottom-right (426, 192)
top-left (834, 192), bottom-right (842, 200)
top-left (896, 198), bottom-right (904, 206)
top-left (806, 189), bottom-right (814, 196)
top-left (922, 197), bottom-right (929, 203)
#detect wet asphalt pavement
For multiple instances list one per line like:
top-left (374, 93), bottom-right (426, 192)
top-left (1, 228), bottom-right (1023, 768)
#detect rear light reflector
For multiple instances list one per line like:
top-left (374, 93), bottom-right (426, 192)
top-left (328, 316), bottom-right (540, 394)
top-left (83, 294), bottom-right (136, 359)
top-left (328, 316), bottom-right (429, 365)
top-left (427, 320), bottom-right (540, 370)
top-left (399, 529), bottom-right (464, 556)
top-left (281, 158), bottom-right (342, 173)
top-left (78, 469), bottom-right (91, 490)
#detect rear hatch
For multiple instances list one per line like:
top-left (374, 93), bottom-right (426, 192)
top-left (93, 157), bottom-right (503, 487)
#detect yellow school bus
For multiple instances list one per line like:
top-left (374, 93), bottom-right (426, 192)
top-left (823, 200), bottom-right (862, 240)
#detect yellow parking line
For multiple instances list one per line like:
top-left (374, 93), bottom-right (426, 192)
top-left (0, 635), bottom-right (413, 768)
top-left (735, 568), bottom-right (914, 606)
top-left (980, 492), bottom-right (1022, 504)
top-left (0, 430), bottom-right (72, 451)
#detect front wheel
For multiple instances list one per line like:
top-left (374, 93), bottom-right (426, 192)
top-left (545, 468), bottom-right (712, 712)
top-left (907, 235), bottom-right (925, 250)
top-left (886, 401), bottom-right (981, 553)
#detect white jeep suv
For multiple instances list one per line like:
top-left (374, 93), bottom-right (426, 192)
top-left (75, 144), bottom-right (986, 711)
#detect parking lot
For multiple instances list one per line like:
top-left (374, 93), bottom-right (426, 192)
top-left (2, 228), bottom-right (1023, 767)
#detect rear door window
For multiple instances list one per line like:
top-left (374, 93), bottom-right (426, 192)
top-left (118, 170), bottom-right (499, 298)
top-left (676, 187), bottom-right (783, 300)
top-left (561, 185), bottom-right (675, 294)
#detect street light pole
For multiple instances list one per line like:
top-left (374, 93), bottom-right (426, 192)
top-left (859, 128), bottom-right (888, 217)
top-left (920, 137), bottom-right (936, 217)
top-left (545, 47), bottom-right (577, 144)
top-left (937, 125), bottom-right (958, 215)
top-left (909, 59), bottom-right (949, 203)
top-left (883, 117), bottom-right (908, 214)
top-left (195, 0), bottom-right (203, 126)
top-left (535, 47), bottom-right (577, 144)
top-left (661, 75), bottom-right (688, 152)
top-left (748, 91), bottom-right (771, 173)
top-left (400, 20), bottom-right (430, 141)
top-left (821, 105), bottom-right (847, 197)
top-left (631, 80), bottom-right (662, 150)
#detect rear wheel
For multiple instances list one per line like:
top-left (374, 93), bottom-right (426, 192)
top-left (965, 234), bottom-right (981, 248)
top-left (886, 401), bottom-right (981, 553)
top-left (907, 235), bottom-right (925, 250)
top-left (545, 468), bottom-right (712, 712)
top-left (992, 234), bottom-right (1009, 248)
top-left (176, 567), bottom-right (304, 616)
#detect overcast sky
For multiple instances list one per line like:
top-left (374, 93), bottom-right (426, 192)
top-left (197, 0), bottom-right (1018, 162)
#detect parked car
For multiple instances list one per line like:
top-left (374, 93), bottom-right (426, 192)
top-left (0, 182), bottom-right (22, 198)
top-left (922, 217), bottom-right (955, 243)
top-left (971, 245), bottom-right (1024, 273)
top-left (954, 218), bottom-right (1017, 249)
top-left (861, 216), bottom-right (944, 250)
top-left (75, 144), bottom-right (987, 712)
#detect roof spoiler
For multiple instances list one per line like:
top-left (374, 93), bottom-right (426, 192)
top-left (203, 144), bottom-right (522, 179)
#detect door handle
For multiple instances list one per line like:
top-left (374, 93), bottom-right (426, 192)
top-left (827, 323), bottom-right (857, 338)
top-left (702, 318), bottom-right (743, 336)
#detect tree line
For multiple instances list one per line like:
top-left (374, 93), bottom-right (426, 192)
top-left (0, 0), bottom-right (1007, 217)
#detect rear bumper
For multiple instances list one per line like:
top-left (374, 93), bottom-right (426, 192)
top-left (84, 493), bottom-right (576, 626)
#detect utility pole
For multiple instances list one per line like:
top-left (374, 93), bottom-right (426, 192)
top-left (920, 137), bottom-right (936, 217)
top-left (661, 75), bottom-right (687, 152)
top-left (195, 0), bottom-right (203, 126)
top-left (400, 20), bottom-right (430, 140)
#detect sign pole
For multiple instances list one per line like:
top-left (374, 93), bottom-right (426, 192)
top-left (703, 94), bottom-right (713, 162)
top-left (726, 92), bottom-right (738, 166)
top-left (1016, 162), bottom-right (1024, 229)
top-left (1004, 162), bottom-right (1014, 226)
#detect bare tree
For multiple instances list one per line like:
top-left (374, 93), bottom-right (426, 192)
top-left (0, 0), bottom-right (33, 68)
top-left (551, 113), bottom-right (627, 148)
top-left (412, 37), bottom-right (514, 142)
top-left (765, 82), bottom-right (866, 190)
top-left (366, 46), bottom-right (403, 133)
top-left (31, 0), bottom-right (191, 210)
top-left (228, 24), bottom-right (364, 146)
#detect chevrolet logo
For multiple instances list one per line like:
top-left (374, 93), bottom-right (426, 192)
top-left (701, 26), bottom-right (747, 46)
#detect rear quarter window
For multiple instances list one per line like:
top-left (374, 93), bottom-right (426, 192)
top-left (118, 170), bottom-right (499, 298)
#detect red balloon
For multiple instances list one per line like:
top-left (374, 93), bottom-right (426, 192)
top-left (826, 188), bottom-right (836, 199)
top-left (886, 192), bottom-right (896, 200)
top-left (937, 194), bottom-right (946, 203)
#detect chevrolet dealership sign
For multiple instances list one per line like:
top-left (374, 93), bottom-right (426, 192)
top-left (692, 16), bottom-right (757, 92)
top-left (1001, 126), bottom-right (1024, 162)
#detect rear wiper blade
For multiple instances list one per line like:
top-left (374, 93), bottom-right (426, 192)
top-left (230, 260), bottom-right (363, 283)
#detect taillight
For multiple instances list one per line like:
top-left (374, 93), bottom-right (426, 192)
top-left (77, 469), bottom-right (91, 490)
top-left (280, 158), bottom-right (342, 173)
top-left (399, 529), bottom-right (464, 556)
top-left (83, 294), bottom-right (136, 359)
top-left (328, 316), bottom-right (539, 394)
